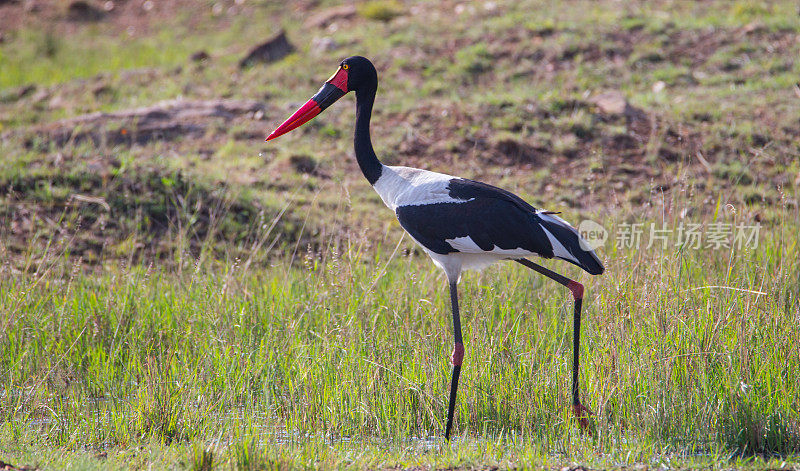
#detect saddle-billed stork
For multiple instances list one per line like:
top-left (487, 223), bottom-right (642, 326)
top-left (267, 56), bottom-right (604, 440)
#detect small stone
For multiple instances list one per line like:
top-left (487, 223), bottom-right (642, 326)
top-left (23, 0), bottom-right (40, 12)
top-left (67, 0), bottom-right (105, 21)
top-left (239, 30), bottom-right (295, 68)
top-left (32, 88), bottom-right (51, 103)
top-left (311, 36), bottom-right (339, 52)
top-left (190, 51), bottom-right (211, 62)
top-left (305, 4), bottom-right (357, 29)
top-left (48, 94), bottom-right (65, 110)
top-left (290, 154), bottom-right (319, 175)
top-left (13, 84), bottom-right (37, 100)
top-left (589, 90), bottom-right (627, 114)
top-left (92, 83), bottom-right (112, 97)
top-left (652, 80), bottom-right (666, 93)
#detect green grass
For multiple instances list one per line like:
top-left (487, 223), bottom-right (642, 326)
top-left (0, 5), bottom-right (291, 90)
top-left (357, 0), bottom-right (404, 23)
top-left (0, 29), bottom-right (180, 89)
top-left (1, 192), bottom-right (799, 468)
top-left (2, 0), bottom-right (800, 468)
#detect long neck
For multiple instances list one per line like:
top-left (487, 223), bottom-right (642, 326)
top-left (354, 87), bottom-right (383, 185)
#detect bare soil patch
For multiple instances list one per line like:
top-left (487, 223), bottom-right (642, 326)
top-left (0, 0), bottom-right (251, 37)
top-left (16, 99), bottom-right (264, 148)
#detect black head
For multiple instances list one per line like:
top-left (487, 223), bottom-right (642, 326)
top-left (339, 56), bottom-right (378, 94)
top-left (266, 56), bottom-right (378, 141)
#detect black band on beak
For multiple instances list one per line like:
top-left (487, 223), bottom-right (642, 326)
top-left (312, 82), bottom-right (346, 111)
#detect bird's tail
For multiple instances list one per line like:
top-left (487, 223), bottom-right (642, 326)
top-left (536, 212), bottom-right (605, 275)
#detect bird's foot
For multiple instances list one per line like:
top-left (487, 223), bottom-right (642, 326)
top-left (572, 401), bottom-right (594, 434)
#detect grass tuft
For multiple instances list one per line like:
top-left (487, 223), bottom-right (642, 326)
top-left (357, 1), bottom-right (403, 22)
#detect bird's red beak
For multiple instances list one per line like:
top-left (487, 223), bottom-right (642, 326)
top-left (265, 100), bottom-right (322, 141)
top-left (266, 66), bottom-right (349, 141)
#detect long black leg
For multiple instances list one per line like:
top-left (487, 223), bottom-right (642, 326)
top-left (515, 258), bottom-right (592, 430)
top-left (444, 280), bottom-right (464, 441)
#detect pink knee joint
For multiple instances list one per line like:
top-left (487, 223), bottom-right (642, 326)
top-left (451, 342), bottom-right (464, 366)
top-left (567, 281), bottom-right (584, 300)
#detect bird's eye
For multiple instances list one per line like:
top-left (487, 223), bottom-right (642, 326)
top-left (342, 64), bottom-right (349, 70)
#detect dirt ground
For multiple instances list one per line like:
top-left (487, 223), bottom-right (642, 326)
top-left (1, 0), bottom-right (797, 267)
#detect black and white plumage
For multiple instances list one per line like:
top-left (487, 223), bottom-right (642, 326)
top-left (267, 56), bottom-right (603, 440)
top-left (373, 166), bottom-right (604, 282)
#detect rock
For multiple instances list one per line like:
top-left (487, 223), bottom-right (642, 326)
top-left (23, 0), bottom-right (39, 12)
top-left (31, 88), bottom-right (50, 103)
top-left (742, 21), bottom-right (766, 35)
top-left (305, 4), bottom-right (356, 28)
top-left (1, 84), bottom-right (36, 102)
top-left (67, 0), bottom-right (105, 21)
top-left (589, 90), bottom-right (627, 115)
top-left (190, 50), bottom-right (210, 62)
top-left (239, 30), bottom-right (294, 68)
top-left (652, 80), bottom-right (666, 93)
top-left (92, 82), bottom-right (112, 97)
top-left (589, 90), bottom-right (651, 138)
top-left (290, 154), bottom-right (319, 175)
top-left (311, 36), bottom-right (339, 53)
top-left (48, 94), bottom-right (65, 110)
top-left (493, 138), bottom-right (542, 164)
top-left (0, 458), bottom-right (38, 470)
top-left (289, 154), bottom-right (328, 177)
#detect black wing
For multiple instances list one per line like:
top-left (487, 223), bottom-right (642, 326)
top-left (395, 178), bottom-right (604, 275)
top-left (395, 178), bottom-right (553, 256)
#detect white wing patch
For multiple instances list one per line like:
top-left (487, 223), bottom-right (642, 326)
top-left (445, 236), bottom-right (482, 252)
top-left (540, 226), bottom-right (579, 263)
top-left (445, 236), bottom-right (533, 256)
top-left (538, 210), bottom-right (597, 262)
top-left (373, 165), bottom-right (473, 210)
top-left (537, 211), bottom-right (574, 228)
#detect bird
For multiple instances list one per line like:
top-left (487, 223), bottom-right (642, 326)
top-left (266, 56), bottom-right (604, 440)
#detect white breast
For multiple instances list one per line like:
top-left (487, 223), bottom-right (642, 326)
top-left (372, 166), bottom-right (470, 210)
